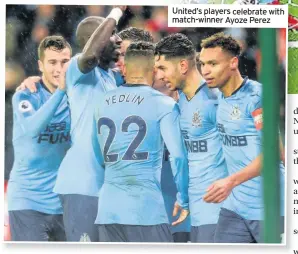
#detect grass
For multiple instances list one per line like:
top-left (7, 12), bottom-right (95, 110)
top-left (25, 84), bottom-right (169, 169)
top-left (288, 30), bottom-right (298, 94)
top-left (289, 29), bottom-right (298, 41)
top-left (279, 0), bottom-right (298, 18)
top-left (290, 4), bottom-right (298, 18)
top-left (288, 48), bottom-right (298, 94)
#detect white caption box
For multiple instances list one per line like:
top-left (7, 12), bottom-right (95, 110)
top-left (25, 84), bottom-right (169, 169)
top-left (168, 4), bottom-right (288, 28)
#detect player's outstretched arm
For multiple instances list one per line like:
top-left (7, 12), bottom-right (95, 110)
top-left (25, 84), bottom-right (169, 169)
top-left (12, 73), bottom-right (67, 138)
top-left (204, 154), bottom-right (262, 203)
top-left (15, 76), bottom-right (41, 93)
top-left (78, 6), bottom-right (126, 74)
top-left (160, 104), bottom-right (189, 225)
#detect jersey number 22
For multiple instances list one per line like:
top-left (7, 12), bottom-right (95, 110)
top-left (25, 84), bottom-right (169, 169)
top-left (98, 115), bottom-right (149, 162)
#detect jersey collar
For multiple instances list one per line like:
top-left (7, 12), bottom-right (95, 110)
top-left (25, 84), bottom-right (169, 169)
top-left (230, 76), bottom-right (248, 96)
top-left (40, 79), bottom-right (52, 94)
top-left (185, 81), bottom-right (207, 102)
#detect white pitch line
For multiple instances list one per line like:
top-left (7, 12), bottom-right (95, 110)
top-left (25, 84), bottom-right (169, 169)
top-left (288, 41), bottom-right (298, 47)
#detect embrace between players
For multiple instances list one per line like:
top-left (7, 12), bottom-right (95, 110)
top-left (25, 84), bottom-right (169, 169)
top-left (7, 6), bottom-right (285, 243)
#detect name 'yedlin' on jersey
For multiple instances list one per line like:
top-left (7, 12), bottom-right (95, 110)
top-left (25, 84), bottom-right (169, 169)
top-left (105, 93), bottom-right (145, 106)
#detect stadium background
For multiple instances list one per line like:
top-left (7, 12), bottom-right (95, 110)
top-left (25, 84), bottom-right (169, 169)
top-left (5, 4), bottom-right (287, 240)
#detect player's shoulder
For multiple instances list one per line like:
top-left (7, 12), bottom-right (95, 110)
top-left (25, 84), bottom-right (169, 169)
top-left (244, 78), bottom-right (262, 96)
top-left (12, 83), bottom-right (42, 103)
top-left (206, 87), bottom-right (220, 100)
top-left (199, 82), bottom-right (219, 101)
top-left (155, 93), bottom-right (178, 119)
top-left (13, 89), bottom-right (31, 100)
top-left (12, 85), bottom-right (42, 113)
top-left (243, 79), bottom-right (262, 110)
top-left (150, 88), bottom-right (176, 107)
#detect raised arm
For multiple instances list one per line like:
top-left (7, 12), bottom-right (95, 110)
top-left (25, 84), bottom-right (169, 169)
top-left (78, 6), bottom-right (126, 73)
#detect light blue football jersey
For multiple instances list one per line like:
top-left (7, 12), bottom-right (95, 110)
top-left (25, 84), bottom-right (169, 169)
top-left (54, 54), bottom-right (117, 196)
top-left (161, 147), bottom-right (191, 233)
top-left (8, 82), bottom-right (70, 214)
top-left (112, 69), bottom-right (125, 87)
top-left (216, 77), bottom-right (285, 220)
top-left (179, 82), bottom-right (228, 227)
top-left (94, 84), bottom-right (189, 225)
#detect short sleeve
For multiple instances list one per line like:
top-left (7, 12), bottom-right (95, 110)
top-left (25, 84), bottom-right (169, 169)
top-left (12, 91), bottom-right (38, 119)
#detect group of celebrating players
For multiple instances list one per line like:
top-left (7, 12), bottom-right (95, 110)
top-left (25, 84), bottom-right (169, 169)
top-left (6, 6), bottom-right (285, 243)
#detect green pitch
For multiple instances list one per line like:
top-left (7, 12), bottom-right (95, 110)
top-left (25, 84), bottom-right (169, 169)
top-left (288, 30), bottom-right (298, 94)
top-left (290, 4), bottom-right (298, 19)
top-left (280, 0), bottom-right (298, 18)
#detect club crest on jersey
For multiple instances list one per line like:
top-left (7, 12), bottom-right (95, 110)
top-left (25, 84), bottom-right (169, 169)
top-left (230, 105), bottom-right (241, 120)
top-left (18, 100), bottom-right (33, 113)
top-left (192, 110), bottom-right (202, 127)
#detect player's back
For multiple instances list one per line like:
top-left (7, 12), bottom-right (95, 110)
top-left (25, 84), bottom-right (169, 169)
top-left (94, 84), bottom-right (177, 225)
top-left (54, 54), bottom-right (117, 196)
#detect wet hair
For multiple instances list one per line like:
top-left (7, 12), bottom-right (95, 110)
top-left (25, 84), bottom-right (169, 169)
top-left (75, 16), bottom-right (105, 50)
top-left (118, 27), bottom-right (154, 43)
top-left (200, 32), bottom-right (241, 57)
top-left (154, 33), bottom-right (195, 60)
top-left (125, 41), bottom-right (155, 61)
top-left (38, 35), bottom-right (71, 61)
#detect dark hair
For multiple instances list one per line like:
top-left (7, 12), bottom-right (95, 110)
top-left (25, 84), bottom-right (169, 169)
top-left (196, 52), bottom-right (202, 75)
top-left (200, 32), bottom-right (241, 57)
top-left (38, 35), bottom-right (71, 60)
top-left (125, 41), bottom-right (155, 61)
top-left (118, 27), bottom-right (154, 43)
top-left (155, 33), bottom-right (195, 60)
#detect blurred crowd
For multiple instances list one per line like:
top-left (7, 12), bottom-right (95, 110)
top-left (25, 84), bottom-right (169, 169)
top-left (5, 5), bottom-right (286, 179)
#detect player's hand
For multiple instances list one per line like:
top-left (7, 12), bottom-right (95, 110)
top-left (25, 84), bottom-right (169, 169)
top-left (113, 6), bottom-right (127, 12)
top-left (203, 177), bottom-right (234, 203)
top-left (172, 201), bottom-right (189, 226)
top-left (15, 76), bottom-right (40, 93)
top-left (57, 73), bottom-right (66, 91)
top-left (57, 62), bottom-right (69, 91)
